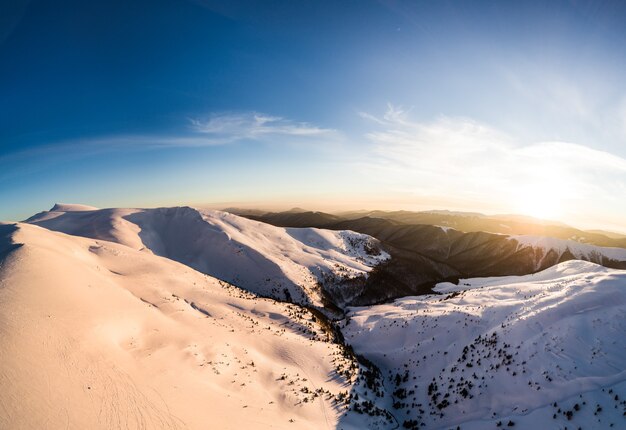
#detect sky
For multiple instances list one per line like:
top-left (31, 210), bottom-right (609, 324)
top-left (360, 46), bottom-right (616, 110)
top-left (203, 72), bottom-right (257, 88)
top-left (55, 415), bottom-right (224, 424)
top-left (1, 0), bottom-right (626, 232)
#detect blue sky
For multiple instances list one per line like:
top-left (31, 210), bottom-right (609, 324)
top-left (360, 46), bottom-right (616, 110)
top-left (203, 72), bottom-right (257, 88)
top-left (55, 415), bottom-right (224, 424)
top-left (1, 0), bottom-right (626, 231)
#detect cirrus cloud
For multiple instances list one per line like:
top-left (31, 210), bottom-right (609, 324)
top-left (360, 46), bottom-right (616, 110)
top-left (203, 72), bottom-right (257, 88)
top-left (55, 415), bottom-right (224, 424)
top-left (0, 111), bottom-right (337, 184)
top-left (190, 112), bottom-right (335, 142)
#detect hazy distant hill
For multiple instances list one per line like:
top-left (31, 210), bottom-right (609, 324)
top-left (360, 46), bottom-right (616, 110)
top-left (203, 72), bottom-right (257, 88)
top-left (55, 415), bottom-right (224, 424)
top-left (586, 229), bottom-right (626, 239)
top-left (246, 210), bottom-right (341, 228)
top-left (334, 209), bottom-right (626, 248)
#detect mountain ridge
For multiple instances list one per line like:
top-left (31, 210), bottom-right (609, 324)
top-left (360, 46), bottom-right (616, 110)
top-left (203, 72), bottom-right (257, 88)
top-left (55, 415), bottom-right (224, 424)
top-left (25, 205), bottom-right (389, 312)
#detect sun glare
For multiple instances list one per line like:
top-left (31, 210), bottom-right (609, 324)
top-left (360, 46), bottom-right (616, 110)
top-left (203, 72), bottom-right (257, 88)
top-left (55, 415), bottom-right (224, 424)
top-left (513, 186), bottom-right (561, 221)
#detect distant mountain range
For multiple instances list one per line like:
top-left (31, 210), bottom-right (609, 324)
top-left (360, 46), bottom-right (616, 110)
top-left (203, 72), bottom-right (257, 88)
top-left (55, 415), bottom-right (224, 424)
top-left (236, 208), bottom-right (626, 248)
top-left (237, 209), bottom-right (626, 305)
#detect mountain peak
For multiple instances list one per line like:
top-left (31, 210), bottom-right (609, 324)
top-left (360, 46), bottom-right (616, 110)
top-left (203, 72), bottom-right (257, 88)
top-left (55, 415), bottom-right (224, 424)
top-left (50, 203), bottom-right (99, 212)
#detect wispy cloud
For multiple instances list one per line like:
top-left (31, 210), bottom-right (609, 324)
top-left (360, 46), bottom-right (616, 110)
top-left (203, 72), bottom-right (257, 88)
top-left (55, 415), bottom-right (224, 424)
top-left (359, 103), bottom-right (413, 126)
top-left (0, 111), bottom-right (336, 183)
top-left (190, 112), bottom-right (335, 141)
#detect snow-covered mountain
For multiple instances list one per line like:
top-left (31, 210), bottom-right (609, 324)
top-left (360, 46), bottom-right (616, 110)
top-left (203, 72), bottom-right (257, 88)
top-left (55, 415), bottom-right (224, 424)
top-left (4, 204), bottom-right (625, 429)
top-left (342, 260), bottom-right (626, 429)
top-left (510, 234), bottom-right (626, 271)
top-left (243, 211), bottom-right (626, 304)
top-left (26, 204), bottom-right (388, 310)
top-left (0, 222), bottom-right (391, 430)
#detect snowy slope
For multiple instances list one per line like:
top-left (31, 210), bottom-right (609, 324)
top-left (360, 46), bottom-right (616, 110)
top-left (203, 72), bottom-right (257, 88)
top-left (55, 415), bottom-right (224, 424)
top-left (509, 234), bottom-right (626, 270)
top-left (342, 260), bottom-right (626, 429)
top-left (433, 260), bottom-right (612, 294)
top-left (26, 205), bottom-right (389, 309)
top-left (0, 222), bottom-right (391, 430)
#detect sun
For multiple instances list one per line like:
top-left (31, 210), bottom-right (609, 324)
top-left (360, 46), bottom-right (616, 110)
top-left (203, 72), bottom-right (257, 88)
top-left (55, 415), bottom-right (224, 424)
top-left (513, 186), bottom-right (561, 221)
